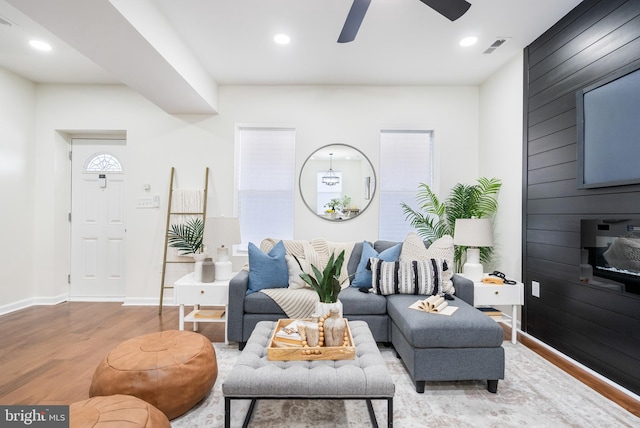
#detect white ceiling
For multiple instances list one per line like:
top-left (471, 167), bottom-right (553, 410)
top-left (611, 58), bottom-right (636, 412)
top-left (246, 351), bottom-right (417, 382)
top-left (0, 0), bottom-right (583, 114)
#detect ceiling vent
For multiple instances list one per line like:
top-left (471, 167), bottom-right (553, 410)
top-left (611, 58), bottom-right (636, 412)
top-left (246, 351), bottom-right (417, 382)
top-left (0, 15), bottom-right (16, 27)
top-left (483, 37), bottom-right (510, 54)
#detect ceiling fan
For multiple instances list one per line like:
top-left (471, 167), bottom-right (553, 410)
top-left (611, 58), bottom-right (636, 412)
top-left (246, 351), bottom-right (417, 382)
top-left (337, 0), bottom-right (472, 43)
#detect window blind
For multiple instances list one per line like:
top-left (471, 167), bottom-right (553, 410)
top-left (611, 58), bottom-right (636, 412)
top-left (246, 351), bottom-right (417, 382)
top-left (237, 127), bottom-right (295, 251)
top-left (379, 130), bottom-right (433, 241)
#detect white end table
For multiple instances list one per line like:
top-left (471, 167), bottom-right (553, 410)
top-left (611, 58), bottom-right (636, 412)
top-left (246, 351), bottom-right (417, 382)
top-left (472, 276), bottom-right (524, 344)
top-left (174, 272), bottom-right (232, 344)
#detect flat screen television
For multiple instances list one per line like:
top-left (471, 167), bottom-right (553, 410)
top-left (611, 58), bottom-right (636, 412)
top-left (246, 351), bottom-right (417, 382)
top-left (576, 62), bottom-right (640, 189)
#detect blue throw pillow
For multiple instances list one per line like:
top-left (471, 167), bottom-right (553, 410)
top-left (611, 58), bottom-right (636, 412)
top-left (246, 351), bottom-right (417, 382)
top-left (247, 241), bottom-right (289, 294)
top-left (351, 241), bottom-right (402, 288)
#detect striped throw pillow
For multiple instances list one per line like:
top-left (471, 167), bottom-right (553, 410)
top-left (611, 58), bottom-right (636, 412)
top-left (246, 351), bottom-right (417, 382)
top-left (369, 258), bottom-right (445, 296)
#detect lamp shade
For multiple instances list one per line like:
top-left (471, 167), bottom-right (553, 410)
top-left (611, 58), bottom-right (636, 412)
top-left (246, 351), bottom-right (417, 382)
top-left (204, 217), bottom-right (241, 250)
top-left (453, 218), bottom-right (494, 247)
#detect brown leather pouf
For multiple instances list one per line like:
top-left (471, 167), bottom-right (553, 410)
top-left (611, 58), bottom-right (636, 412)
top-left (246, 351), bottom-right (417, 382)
top-left (89, 330), bottom-right (217, 419)
top-left (70, 394), bottom-right (170, 427)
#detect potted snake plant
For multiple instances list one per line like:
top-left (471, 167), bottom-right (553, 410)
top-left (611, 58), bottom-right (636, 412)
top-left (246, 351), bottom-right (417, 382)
top-left (294, 250), bottom-right (346, 316)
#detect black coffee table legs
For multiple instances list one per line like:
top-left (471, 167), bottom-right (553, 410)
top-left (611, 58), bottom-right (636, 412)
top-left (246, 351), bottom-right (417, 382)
top-left (224, 397), bottom-right (393, 428)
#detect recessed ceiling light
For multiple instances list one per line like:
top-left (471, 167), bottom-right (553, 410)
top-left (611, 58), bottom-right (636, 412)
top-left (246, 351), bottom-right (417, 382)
top-left (273, 34), bottom-right (290, 45)
top-left (29, 39), bottom-right (52, 51)
top-left (459, 36), bottom-right (478, 47)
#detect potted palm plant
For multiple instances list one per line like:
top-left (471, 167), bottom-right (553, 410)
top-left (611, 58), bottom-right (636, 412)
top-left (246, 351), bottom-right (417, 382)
top-left (167, 217), bottom-right (205, 255)
top-left (294, 250), bottom-right (346, 316)
top-left (167, 217), bottom-right (207, 280)
top-left (401, 177), bottom-right (501, 271)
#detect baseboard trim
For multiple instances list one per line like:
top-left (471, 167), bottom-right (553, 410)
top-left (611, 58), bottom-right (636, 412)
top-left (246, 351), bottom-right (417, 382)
top-left (0, 294), bottom-right (68, 316)
top-left (67, 296), bottom-right (125, 303)
top-left (122, 297), bottom-right (176, 306)
top-left (518, 329), bottom-right (640, 404)
top-left (1, 295), bottom-right (178, 315)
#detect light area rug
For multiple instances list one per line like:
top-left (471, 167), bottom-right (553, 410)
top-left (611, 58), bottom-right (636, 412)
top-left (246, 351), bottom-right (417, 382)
top-left (172, 341), bottom-right (639, 428)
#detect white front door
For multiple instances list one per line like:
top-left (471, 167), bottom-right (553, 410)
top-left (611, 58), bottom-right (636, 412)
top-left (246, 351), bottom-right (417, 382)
top-left (70, 139), bottom-right (126, 300)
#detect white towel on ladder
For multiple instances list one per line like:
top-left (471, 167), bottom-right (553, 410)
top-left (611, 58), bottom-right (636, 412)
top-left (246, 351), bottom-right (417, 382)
top-left (171, 189), bottom-right (204, 224)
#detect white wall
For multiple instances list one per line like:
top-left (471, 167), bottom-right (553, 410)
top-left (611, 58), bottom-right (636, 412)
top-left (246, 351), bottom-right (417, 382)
top-left (221, 85), bottom-right (481, 241)
top-left (34, 84), bottom-right (220, 305)
top-left (479, 54), bottom-right (524, 280)
top-left (28, 84), bottom-right (480, 304)
top-left (0, 68), bottom-right (36, 312)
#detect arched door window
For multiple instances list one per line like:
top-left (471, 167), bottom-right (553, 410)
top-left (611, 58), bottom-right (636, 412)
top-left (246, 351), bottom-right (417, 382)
top-left (84, 153), bottom-right (124, 173)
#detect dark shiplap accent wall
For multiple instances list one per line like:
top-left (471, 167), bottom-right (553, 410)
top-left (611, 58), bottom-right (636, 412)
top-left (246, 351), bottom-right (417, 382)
top-left (523, 0), bottom-right (640, 395)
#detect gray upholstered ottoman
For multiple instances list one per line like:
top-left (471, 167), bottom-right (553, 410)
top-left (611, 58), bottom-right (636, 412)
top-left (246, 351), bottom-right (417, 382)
top-left (387, 294), bottom-right (505, 393)
top-left (222, 320), bottom-right (395, 427)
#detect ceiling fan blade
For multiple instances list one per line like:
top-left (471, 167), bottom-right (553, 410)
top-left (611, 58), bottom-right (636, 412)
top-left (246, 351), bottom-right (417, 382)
top-left (418, 0), bottom-right (471, 21)
top-left (337, 0), bottom-right (371, 43)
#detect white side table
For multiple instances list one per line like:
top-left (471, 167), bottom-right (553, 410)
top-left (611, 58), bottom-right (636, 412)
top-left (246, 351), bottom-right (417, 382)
top-left (472, 276), bottom-right (524, 344)
top-left (174, 272), bottom-right (233, 344)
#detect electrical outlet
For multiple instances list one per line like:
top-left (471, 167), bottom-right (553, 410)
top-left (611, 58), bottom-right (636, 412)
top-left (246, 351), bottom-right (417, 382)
top-left (532, 280), bottom-right (540, 298)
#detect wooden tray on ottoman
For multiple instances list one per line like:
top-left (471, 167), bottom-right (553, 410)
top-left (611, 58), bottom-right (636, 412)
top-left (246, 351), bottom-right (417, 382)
top-left (267, 318), bottom-right (355, 361)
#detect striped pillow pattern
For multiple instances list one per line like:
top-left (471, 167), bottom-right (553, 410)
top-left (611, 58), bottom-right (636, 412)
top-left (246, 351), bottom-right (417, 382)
top-left (369, 258), bottom-right (445, 296)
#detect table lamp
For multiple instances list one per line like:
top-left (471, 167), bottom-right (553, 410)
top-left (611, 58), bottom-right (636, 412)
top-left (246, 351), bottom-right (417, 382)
top-left (204, 217), bottom-right (241, 280)
top-left (453, 218), bottom-right (494, 282)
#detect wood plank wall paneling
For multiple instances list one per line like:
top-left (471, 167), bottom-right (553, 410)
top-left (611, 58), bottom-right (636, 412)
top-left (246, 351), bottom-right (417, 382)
top-left (529, 1), bottom-right (640, 83)
top-left (527, 0), bottom-right (619, 61)
top-left (523, 0), bottom-right (640, 396)
top-left (528, 93), bottom-right (575, 126)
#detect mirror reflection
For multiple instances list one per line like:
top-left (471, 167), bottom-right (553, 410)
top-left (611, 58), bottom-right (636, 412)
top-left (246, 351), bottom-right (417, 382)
top-left (299, 144), bottom-right (376, 221)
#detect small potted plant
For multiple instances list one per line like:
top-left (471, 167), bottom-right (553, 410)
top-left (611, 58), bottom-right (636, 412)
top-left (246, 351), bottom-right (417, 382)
top-left (324, 195), bottom-right (351, 219)
top-left (340, 195), bottom-right (351, 209)
top-left (324, 198), bottom-right (341, 219)
top-left (167, 217), bottom-right (204, 255)
top-left (167, 217), bottom-right (207, 280)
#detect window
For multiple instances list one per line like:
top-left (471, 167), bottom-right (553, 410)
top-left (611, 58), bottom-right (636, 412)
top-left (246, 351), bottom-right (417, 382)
top-left (84, 153), bottom-right (123, 172)
top-left (236, 127), bottom-right (295, 251)
top-left (379, 130), bottom-right (434, 241)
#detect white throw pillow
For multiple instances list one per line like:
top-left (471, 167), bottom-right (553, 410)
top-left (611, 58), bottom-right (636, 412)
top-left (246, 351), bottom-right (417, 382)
top-left (285, 254), bottom-right (310, 289)
top-left (400, 232), bottom-right (455, 294)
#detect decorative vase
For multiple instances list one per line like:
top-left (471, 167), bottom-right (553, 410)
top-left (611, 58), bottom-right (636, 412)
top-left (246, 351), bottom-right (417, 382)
top-left (201, 257), bottom-right (215, 283)
top-left (323, 308), bottom-right (346, 347)
top-left (304, 313), bottom-right (320, 347)
top-left (192, 253), bottom-right (208, 282)
top-left (315, 300), bottom-right (343, 319)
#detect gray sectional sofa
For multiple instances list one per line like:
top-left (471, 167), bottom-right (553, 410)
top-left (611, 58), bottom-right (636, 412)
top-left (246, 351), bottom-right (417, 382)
top-left (227, 240), bottom-right (505, 393)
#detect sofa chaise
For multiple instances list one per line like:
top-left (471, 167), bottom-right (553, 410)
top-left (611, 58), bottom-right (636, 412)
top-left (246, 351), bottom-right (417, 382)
top-left (227, 238), bottom-right (505, 392)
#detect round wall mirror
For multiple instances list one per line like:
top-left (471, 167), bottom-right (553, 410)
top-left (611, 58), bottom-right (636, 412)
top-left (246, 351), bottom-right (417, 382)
top-left (299, 144), bottom-right (376, 221)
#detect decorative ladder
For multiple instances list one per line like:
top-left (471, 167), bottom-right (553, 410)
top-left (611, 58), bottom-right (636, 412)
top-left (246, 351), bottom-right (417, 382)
top-left (158, 167), bottom-right (209, 315)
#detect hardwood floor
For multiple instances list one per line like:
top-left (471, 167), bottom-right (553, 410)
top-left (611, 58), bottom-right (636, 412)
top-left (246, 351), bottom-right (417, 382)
top-left (500, 325), bottom-right (640, 417)
top-left (0, 302), bottom-right (224, 406)
top-left (0, 302), bottom-right (638, 417)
